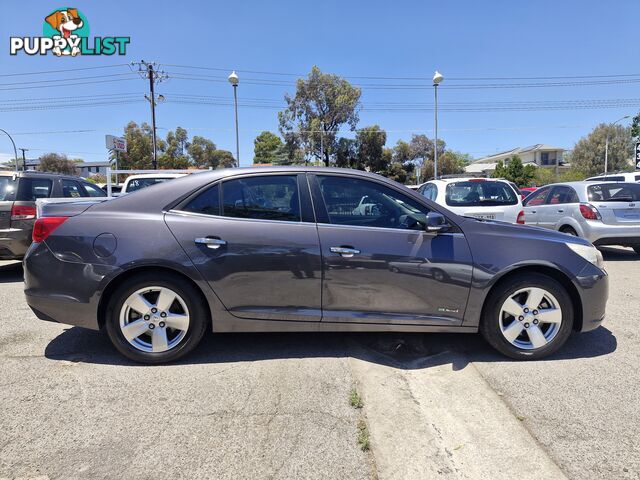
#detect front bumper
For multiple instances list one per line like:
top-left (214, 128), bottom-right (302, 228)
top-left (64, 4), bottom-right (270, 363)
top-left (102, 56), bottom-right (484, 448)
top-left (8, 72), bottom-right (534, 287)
top-left (24, 241), bottom-right (120, 330)
top-left (575, 262), bottom-right (609, 332)
top-left (0, 227), bottom-right (31, 259)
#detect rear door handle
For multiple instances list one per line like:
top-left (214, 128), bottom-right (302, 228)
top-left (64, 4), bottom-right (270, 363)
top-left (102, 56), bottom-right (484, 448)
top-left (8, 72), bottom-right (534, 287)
top-left (557, 209), bottom-right (564, 213)
top-left (330, 246), bottom-right (361, 258)
top-left (195, 237), bottom-right (227, 249)
top-left (530, 210), bottom-right (537, 214)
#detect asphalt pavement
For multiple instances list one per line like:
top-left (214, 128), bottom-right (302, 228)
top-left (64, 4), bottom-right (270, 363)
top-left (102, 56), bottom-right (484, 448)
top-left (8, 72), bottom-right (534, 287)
top-left (0, 247), bottom-right (638, 479)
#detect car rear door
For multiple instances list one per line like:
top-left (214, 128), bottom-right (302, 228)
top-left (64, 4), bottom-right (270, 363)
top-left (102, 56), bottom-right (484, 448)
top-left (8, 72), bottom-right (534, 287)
top-left (310, 173), bottom-right (473, 326)
top-left (0, 175), bottom-right (17, 230)
top-left (165, 172), bottom-right (322, 322)
top-left (523, 187), bottom-right (551, 226)
top-left (538, 185), bottom-right (579, 229)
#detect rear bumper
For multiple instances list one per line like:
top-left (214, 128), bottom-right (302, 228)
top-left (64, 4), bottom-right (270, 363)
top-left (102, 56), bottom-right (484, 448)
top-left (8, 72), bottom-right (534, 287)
top-left (24, 241), bottom-right (120, 330)
top-left (575, 262), bottom-right (609, 332)
top-left (581, 222), bottom-right (640, 246)
top-left (0, 227), bottom-right (31, 259)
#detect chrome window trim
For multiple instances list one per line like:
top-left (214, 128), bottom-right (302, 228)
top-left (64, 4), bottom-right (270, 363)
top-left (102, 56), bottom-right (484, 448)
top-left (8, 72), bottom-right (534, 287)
top-left (166, 208), bottom-right (312, 225)
top-left (315, 221), bottom-right (464, 236)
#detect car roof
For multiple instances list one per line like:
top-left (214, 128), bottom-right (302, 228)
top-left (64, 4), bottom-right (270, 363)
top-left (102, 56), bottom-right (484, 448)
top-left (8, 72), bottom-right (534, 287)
top-left (426, 177), bottom-right (510, 184)
top-left (124, 173), bottom-right (186, 180)
top-left (0, 170), bottom-right (89, 180)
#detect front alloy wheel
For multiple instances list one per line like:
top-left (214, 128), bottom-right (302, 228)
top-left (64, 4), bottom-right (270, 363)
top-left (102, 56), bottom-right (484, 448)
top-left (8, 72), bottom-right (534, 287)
top-left (480, 273), bottom-right (574, 360)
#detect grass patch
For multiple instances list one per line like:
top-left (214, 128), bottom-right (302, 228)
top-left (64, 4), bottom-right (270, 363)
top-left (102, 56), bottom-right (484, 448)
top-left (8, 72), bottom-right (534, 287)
top-left (357, 420), bottom-right (370, 451)
top-left (349, 388), bottom-right (363, 409)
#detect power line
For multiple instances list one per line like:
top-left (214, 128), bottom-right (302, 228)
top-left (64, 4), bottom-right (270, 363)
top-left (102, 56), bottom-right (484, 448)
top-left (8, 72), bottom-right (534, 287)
top-left (0, 78), bottom-right (140, 91)
top-left (0, 63), bottom-right (129, 78)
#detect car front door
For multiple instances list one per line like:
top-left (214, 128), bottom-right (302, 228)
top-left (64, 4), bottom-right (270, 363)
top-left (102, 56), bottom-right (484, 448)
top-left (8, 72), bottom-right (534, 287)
top-left (523, 187), bottom-right (550, 226)
top-left (165, 173), bottom-right (322, 322)
top-left (309, 173), bottom-right (473, 326)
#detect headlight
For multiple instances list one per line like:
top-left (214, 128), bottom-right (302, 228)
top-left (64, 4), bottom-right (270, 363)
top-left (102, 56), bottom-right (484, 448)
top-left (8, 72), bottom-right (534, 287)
top-left (565, 242), bottom-right (604, 269)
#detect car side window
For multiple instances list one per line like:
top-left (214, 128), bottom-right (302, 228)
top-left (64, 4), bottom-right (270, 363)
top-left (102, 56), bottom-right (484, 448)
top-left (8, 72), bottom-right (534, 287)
top-left (422, 183), bottom-right (438, 201)
top-left (222, 175), bottom-right (300, 222)
top-left (17, 178), bottom-right (52, 201)
top-left (548, 186), bottom-right (578, 205)
top-left (82, 182), bottom-right (107, 197)
top-left (183, 184), bottom-right (220, 216)
top-left (317, 175), bottom-right (430, 230)
top-left (62, 179), bottom-right (85, 198)
top-left (523, 187), bottom-right (549, 206)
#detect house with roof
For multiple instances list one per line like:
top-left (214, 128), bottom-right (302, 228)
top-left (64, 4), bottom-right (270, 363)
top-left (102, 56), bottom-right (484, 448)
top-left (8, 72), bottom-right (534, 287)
top-left (465, 144), bottom-right (567, 175)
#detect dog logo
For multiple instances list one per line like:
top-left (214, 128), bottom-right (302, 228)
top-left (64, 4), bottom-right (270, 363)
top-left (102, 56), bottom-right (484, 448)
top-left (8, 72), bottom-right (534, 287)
top-left (9, 7), bottom-right (130, 56)
top-left (44, 8), bottom-right (87, 56)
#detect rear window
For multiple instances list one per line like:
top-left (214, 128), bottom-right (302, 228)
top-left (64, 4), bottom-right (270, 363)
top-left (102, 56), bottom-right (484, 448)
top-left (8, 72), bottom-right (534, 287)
top-left (587, 176), bottom-right (625, 182)
top-left (0, 176), bottom-right (16, 201)
top-left (445, 181), bottom-right (518, 207)
top-left (125, 177), bottom-right (173, 192)
top-left (588, 183), bottom-right (640, 202)
top-left (16, 178), bottom-right (53, 201)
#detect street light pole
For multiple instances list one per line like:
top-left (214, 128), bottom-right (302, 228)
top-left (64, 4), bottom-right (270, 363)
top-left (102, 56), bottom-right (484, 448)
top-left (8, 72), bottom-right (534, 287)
top-left (604, 115), bottom-right (631, 176)
top-left (432, 71), bottom-right (444, 180)
top-left (19, 148), bottom-right (28, 171)
top-left (228, 71), bottom-right (240, 167)
top-left (0, 128), bottom-right (18, 173)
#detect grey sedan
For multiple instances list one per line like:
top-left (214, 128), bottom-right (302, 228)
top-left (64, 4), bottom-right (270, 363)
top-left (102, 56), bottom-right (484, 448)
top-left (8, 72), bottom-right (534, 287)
top-left (523, 181), bottom-right (640, 254)
top-left (24, 167), bottom-right (608, 364)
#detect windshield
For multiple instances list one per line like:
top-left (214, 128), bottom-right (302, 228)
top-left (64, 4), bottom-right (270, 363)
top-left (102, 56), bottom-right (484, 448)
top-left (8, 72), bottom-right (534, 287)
top-left (0, 177), bottom-right (16, 201)
top-left (125, 177), bottom-right (173, 192)
top-left (588, 183), bottom-right (640, 202)
top-left (445, 181), bottom-right (518, 207)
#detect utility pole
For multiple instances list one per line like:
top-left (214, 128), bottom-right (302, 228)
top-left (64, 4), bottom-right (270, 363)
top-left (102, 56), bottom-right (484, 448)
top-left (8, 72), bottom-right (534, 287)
top-left (18, 147), bottom-right (28, 171)
top-left (132, 61), bottom-right (168, 170)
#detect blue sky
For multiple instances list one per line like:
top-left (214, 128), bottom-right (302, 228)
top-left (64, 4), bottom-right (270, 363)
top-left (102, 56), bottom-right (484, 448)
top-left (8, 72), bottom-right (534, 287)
top-left (1, 0), bottom-right (638, 166)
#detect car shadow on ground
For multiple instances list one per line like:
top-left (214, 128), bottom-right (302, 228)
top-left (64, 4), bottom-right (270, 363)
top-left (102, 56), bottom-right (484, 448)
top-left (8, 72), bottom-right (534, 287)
top-left (598, 246), bottom-right (639, 261)
top-left (0, 261), bottom-right (23, 284)
top-left (44, 323), bottom-right (618, 371)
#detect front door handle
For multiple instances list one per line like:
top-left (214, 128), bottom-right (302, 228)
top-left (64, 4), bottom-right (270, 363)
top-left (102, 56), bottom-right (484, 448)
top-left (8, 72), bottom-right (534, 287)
top-left (195, 237), bottom-right (227, 249)
top-left (557, 209), bottom-right (564, 213)
top-left (330, 246), bottom-right (361, 258)
top-left (530, 210), bottom-right (537, 214)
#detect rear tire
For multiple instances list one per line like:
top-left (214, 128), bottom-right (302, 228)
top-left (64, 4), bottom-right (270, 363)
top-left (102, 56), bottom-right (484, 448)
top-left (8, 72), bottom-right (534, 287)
top-left (560, 226), bottom-right (578, 236)
top-left (105, 272), bottom-right (208, 364)
top-left (480, 273), bottom-right (574, 360)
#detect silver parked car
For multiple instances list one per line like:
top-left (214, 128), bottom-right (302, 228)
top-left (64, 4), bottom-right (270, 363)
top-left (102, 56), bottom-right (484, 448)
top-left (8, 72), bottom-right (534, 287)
top-left (523, 181), bottom-right (640, 254)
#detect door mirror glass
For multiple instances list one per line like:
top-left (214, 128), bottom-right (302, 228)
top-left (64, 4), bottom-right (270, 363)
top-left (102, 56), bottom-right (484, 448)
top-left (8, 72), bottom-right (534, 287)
top-left (425, 212), bottom-right (449, 232)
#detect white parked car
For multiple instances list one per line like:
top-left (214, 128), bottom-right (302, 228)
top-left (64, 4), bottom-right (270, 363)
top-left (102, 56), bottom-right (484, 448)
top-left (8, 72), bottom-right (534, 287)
top-left (121, 173), bottom-right (186, 194)
top-left (417, 177), bottom-right (524, 223)
top-left (585, 172), bottom-right (640, 183)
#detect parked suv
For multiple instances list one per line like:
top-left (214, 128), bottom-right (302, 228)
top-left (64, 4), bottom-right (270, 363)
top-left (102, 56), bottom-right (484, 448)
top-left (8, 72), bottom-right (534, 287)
top-left (0, 171), bottom-right (106, 260)
top-left (523, 181), bottom-right (640, 254)
top-left (585, 172), bottom-right (640, 183)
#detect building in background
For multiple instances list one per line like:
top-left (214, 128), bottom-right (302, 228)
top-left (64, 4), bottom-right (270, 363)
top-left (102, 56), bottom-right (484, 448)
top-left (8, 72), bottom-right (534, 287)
top-left (466, 144), bottom-right (567, 176)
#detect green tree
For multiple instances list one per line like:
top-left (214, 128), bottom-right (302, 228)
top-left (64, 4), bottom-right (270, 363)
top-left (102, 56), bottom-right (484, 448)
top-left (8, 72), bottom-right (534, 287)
top-left (409, 134), bottom-right (445, 179)
top-left (253, 131), bottom-right (284, 164)
top-left (278, 66), bottom-right (361, 166)
top-left (571, 123), bottom-right (633, 176)
top-left (492, 155), bottom-right (536, 186)
top-left (211, 150), bottom-right (236, 168)
top-left (38, 153), bottom-right (79, 175)
top-left (159, 127), bottom-right (190, 169)
top-left (385, 162), bottom-right (408, 184)
top-left (335, 137), bottom-right (357, 168)
top-left (114, 121), bottom-right (166, 169)
top-left (355, 125), bottom-right (388, 172)
top-left (632, 112), bottom-right (640, 139)
top-left (187, 136), bottom-right (217, 168)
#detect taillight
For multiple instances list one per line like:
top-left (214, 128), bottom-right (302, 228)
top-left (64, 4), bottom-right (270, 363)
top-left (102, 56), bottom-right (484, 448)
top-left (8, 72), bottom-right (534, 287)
top-left (516, 210), bottom-right (525, 224)
top-left (11, 205), bottom-right (36, 220)
top-left (579, 203), bottom-right (601, 221)
top-left (32, 217), bottom-right (68, 243)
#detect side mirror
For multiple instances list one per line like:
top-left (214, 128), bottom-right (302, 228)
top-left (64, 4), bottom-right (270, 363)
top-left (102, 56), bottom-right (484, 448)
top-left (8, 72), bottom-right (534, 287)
top-left (425, 212), bottom-right (450, 233)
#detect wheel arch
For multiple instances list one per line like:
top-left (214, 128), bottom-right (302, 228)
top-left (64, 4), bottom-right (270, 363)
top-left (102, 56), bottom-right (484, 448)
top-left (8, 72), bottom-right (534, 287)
top-left (481, 265), bottom-right (583, 332)
top-left (97, 265), bottom-right (212, 330)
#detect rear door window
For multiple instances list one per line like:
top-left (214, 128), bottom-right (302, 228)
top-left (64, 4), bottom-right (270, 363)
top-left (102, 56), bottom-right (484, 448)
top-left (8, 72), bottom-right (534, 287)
top-left (82, 182), bottom-right (107, 197)
top-left (523, 187), bottom-right (550, 206)
top-left (222, 175), bottom-right (300, 222)
top-left (62, 179), bottom-right (86, 198)
top-left (183, 184), bottom-right (220, 216)
top-left (17, 178), bottom-right (53, 201)
top-left (445, 180), bottom-right (517, 207)
top-left (548, 186), bottom-right (579, 204)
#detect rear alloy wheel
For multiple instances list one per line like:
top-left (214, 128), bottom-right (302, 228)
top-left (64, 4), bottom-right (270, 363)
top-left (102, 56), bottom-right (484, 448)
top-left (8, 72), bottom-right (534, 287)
top-left (105, 273), bottom-right (207, 364)
top-left (480, 273), bottom-right (574, 359)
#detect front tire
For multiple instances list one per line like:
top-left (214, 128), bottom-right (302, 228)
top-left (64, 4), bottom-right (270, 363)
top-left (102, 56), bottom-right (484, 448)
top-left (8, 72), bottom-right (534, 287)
top-left (480, 273), bottom-right (574, 360)
top-left (105, 272), bottom-right (208, 364)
